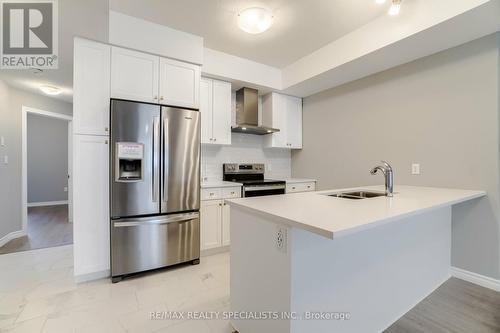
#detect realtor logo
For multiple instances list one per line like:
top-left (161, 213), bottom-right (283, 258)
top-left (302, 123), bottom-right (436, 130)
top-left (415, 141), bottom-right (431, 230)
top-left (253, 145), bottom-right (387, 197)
top-left (1, 0), bottom-right (58, 69)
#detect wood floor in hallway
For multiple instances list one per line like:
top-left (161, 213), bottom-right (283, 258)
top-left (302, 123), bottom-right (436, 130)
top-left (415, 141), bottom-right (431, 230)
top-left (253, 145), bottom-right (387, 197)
top-left (0, 205), bottom-right (72, 254)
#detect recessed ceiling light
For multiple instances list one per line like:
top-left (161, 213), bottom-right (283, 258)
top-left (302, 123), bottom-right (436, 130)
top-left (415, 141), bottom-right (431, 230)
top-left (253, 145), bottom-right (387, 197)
top-left (237, 7), bottom-right (273, 34)
top-left (389, 0), bottom-right (402, 15)
top-left (39, 85), bottom-right (62, 95)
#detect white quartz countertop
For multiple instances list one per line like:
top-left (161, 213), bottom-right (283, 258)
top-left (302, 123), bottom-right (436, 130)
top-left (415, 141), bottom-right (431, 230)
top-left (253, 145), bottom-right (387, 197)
top-left (227, 185), bottom-right (485, 239)
top-left (280, 178), bottom-right (317, 184)
top-left (201, 181), bottom-right (243, 189)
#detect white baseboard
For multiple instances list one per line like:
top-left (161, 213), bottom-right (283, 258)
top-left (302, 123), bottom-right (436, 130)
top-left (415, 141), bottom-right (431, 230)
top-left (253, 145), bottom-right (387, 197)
top-left (0, 230), bottom-right (27, 247)
top-left (451, 266), bottom-right (500, 292)
top-left (201, 246), bottom-right (229, 257)
top-left (27, 200), bottom-right (68, 207)
top-left (74, 269), bottom-right (110, 284)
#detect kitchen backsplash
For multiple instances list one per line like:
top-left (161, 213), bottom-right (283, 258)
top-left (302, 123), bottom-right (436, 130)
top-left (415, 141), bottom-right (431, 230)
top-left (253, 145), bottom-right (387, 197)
top-left (202, 133), bottom-right (291, 181)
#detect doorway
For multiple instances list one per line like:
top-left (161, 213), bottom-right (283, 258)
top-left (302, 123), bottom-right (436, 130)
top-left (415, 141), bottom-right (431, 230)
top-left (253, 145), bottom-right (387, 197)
top-left (0, 106), bottom-right (73, 254)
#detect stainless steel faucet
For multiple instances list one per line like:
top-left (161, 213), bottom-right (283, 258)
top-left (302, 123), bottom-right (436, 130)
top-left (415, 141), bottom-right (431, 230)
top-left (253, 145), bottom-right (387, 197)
top-left (370, 160), bottom-right (394, 197)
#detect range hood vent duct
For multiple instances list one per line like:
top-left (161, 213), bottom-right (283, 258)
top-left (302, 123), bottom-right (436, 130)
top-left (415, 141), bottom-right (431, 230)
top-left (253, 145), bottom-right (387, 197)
top-left (232, 87), bottom-right (279, 135)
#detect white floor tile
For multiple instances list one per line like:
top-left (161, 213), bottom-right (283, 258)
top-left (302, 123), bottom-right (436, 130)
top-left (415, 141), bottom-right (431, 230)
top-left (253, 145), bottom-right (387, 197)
top-left (0, 246), bottom-right (231, 333)
top-left (154, 319), bottom-right (212, 333)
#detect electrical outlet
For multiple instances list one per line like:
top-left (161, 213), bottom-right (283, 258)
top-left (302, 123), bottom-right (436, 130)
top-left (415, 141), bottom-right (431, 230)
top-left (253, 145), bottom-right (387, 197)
top-left (276, 226), bottom-right (288, 253)
top-left (64, 187), bottom-right (68, 192)
top-left (412, 163), bottom-right (420, 175)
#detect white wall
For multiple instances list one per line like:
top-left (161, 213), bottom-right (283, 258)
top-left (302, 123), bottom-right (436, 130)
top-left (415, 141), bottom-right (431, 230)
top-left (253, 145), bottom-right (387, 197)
top-left (0, 81), bottom-right (72, 240)
top-left (27, 114), bottom-right (69, 204)
top-left (202, 133), bottom-right (291, 182)
top-left (291, 34), bottom-right (500, 279)
top-left (108, 10), bottom-right (203, 65)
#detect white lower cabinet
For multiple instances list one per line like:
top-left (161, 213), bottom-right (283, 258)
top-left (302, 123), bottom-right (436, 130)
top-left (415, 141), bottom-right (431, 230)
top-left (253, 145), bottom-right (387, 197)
top-left (222, 202), bottom-right (231, 246)
top-left (73, 135), bottom-right (110, 276)
top-left (200, 186), bottom-right (241, 251)
top-left (201, 200), bottom-right (223, 251)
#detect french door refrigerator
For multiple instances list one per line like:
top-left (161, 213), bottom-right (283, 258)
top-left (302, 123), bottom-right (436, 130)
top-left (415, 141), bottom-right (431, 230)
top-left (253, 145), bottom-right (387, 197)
top-left (110, 99), bottom-right (200, 282)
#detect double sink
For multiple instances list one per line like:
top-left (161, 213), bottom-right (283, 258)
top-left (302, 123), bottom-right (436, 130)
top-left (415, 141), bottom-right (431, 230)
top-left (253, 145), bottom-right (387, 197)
top-left (327, 191), bottom-right (387, 200)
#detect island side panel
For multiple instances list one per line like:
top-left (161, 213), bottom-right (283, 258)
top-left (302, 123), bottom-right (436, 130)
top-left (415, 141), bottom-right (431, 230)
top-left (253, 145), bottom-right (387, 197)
top-left (290, 207), bottom-right (452, 333)
top-left (230, 207), bottom-right (292, 333)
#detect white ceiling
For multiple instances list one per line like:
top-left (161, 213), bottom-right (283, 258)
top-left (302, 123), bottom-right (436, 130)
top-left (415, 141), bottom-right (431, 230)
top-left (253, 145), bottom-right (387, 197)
top-left (110, 0), bottom-right (388, 68)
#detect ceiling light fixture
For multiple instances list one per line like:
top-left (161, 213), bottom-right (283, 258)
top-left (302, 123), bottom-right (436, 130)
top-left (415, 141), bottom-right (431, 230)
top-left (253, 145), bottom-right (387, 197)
top-left (39, 85), bottom-right (62, 95)
top-left (388, 0), bottom-right (402, 16)
top-left (237, 7), bottom-right (273, 34)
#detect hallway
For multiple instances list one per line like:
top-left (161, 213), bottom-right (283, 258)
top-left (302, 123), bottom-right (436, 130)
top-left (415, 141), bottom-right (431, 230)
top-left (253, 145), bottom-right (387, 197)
top-left (0, 205), bottom-right (72, 254)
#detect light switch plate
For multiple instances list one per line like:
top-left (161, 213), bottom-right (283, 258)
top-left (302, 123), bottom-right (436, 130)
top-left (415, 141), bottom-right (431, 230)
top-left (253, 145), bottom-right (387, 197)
top-left (412, 163), bottom-right (420, 175)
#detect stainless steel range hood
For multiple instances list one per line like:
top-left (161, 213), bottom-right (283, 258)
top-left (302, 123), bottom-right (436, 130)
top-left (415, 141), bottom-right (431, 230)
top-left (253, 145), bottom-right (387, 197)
top-left (232, 87), bottom-right (280, 135)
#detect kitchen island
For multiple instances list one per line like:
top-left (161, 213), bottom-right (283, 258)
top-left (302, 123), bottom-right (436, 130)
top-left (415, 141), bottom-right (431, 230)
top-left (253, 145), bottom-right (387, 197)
top-left (227, 185), bottom-right (485, 333)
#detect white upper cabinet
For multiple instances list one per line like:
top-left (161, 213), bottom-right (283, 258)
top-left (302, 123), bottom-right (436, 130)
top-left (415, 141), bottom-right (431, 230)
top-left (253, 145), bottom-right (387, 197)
top-left (200, 78), bottom-right (213, 144)
top-left (263, 92), bottom-right (303, 149)
top-left (111, 47), bottom-right (159, 104)
top-left (285, 95), bottom-right (303, 149)
top-left (73, 38), bottom-right (111, 136)
top-left (159, 57), bottom-right (200, 109)
top-left (200, 77), bottom-right (232, 145)
top-left (111, 46), bottom-right (201, 109)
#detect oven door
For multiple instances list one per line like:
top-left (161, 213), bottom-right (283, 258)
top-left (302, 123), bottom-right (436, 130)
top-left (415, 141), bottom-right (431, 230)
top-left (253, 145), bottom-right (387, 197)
top-left (243, 184), bottom-right (286, 197)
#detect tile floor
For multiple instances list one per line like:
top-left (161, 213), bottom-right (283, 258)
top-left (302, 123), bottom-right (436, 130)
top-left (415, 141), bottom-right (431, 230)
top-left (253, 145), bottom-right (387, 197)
top-left (0, 245), bottom-right (233, 333)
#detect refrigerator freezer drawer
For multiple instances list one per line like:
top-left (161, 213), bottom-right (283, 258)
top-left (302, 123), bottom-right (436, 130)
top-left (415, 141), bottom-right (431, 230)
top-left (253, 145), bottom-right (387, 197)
top-left (111, 213), bottom-right (200, 277)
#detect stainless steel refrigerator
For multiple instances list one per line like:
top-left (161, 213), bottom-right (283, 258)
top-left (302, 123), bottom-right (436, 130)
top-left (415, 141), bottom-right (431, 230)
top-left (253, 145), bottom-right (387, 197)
top-left (110, 99), bottom-right (200, 282)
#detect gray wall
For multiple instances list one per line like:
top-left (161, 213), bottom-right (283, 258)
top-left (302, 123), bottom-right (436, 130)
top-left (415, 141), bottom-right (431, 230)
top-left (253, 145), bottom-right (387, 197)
top-left (292, 33), bottom-right (500, 279)
top-left (0, 81), bottom-right (72, 239)
top-left (27, 114), bottom-right (68, 203)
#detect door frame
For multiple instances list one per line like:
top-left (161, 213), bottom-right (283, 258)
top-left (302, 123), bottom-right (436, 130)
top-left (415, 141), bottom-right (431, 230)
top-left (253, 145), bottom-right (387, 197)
top-left (21, 106), bottom-right (73, 234)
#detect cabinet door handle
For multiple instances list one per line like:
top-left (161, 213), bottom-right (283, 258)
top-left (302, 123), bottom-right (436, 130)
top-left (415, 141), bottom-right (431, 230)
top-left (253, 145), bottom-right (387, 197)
top-left (104, 140), bottom-right (108, 144)
top-left (160, 96), bottom-right (164, 101)
top-left (153, 96), bottom-right (158, 100)
top-left (104, 127), bottom-right (109, 132)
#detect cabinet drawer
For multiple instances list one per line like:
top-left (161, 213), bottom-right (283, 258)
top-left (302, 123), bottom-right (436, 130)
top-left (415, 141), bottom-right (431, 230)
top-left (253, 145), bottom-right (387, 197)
top-left (286, 182), bottom-right (316, 193)
top-left (201, 188), bottom-right (222, 200)
top-left (222, 187), bottom-right (241, 199)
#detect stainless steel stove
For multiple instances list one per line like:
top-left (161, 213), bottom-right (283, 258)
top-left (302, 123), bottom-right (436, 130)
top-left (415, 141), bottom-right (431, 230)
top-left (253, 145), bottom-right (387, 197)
top-left (223, 163), bottom-right (286, 197)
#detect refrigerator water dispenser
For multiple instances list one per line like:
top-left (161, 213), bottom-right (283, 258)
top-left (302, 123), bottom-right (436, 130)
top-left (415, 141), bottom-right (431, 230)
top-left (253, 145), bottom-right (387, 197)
top-left (115, 142), bottom-right (144, 182)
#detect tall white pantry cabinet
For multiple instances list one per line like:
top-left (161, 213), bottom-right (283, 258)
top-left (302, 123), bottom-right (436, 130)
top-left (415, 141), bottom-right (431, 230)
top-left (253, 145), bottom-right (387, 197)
top-left (73, 37), bottom-right (202, 280)
top-left (73, 38), bottom-right (111, 279)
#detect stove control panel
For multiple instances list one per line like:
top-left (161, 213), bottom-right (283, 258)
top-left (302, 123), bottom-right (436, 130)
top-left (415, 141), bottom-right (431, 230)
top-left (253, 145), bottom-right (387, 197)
top-left (223, 163), bottom-right (265, 174)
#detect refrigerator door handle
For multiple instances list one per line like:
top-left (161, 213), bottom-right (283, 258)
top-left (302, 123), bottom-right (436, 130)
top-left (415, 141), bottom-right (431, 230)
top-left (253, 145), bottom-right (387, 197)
top-left (163, 117), bottom-right (169, 203)
top-left (152, 116), bottom-right (160, 202)
top-left (113, 212), bottom-right (199, 227)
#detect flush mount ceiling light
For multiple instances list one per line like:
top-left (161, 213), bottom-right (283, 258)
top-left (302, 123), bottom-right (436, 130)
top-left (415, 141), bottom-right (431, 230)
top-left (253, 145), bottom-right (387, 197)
top-left (237, 7), bottom-right (273, 34)
top-left (39, 85), bottom-right (62, 95)
top-left (375, 0), bottom-right (402, 16)
top-left (388, 0), bottom-right (402, 15)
